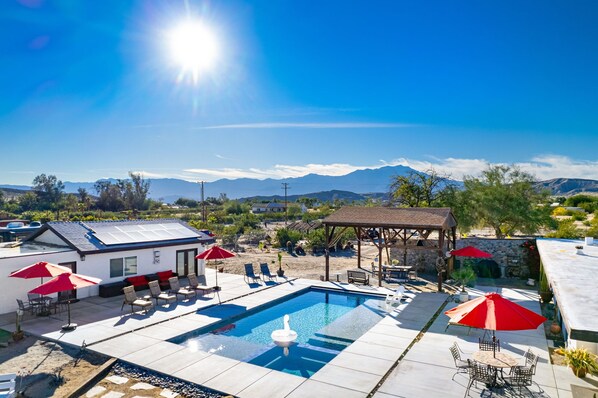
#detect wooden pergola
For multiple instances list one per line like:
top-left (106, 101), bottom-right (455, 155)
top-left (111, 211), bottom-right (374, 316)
top-left (322, 206), bottom-right (458, 292)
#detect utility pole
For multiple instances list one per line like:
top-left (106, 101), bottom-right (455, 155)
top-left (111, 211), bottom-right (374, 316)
top-left (281, 182), bottom-right (290, 225)
top-left (199, 181), bottom-right (206, 223)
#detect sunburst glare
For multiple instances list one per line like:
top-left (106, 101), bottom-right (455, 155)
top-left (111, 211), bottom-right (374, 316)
top-left (168, 20), bottom-right (219, 84)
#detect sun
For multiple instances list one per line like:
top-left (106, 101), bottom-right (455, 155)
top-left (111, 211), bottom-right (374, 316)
top-left (168, 20), bottom-right (219, 81)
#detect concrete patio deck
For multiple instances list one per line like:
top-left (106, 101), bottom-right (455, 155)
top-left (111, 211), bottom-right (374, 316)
top-left (3, 275), bottom-right (595, 398)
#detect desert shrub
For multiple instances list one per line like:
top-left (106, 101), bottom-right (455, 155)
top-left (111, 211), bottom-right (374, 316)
top-left (571, 211), bottom-right (587, 221)
top-left (275, 228), bottom-right (303, 248)
top-left (546, 219), bottom-right (582, 239)
top-left (551, 207), bottom-right (568, 216)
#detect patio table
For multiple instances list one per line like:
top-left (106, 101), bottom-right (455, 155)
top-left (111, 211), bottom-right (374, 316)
top-left (473, 350), bottom-right (518, 387)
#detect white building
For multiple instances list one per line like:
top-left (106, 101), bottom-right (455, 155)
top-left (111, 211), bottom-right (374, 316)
top-left (0, 219), bottom-right (213, 314)
top-left (536, 238), bottom-right (598, 354)
top-left (251, 203), bottom-right (287, 214)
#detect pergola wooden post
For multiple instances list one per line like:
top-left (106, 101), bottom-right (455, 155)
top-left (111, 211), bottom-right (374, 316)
top-left (322, 207), bottom-right (458, 290)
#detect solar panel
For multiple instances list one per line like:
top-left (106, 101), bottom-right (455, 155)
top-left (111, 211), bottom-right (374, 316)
top-left (91, 223), bottom-right (199, 246)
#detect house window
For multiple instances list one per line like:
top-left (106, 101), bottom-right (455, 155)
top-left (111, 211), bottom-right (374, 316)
top-left (109, 256), bottom-right (137, 278)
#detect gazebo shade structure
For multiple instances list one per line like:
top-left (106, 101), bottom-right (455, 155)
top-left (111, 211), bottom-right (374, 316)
top-left (322, 207), bottom-right (458, 290)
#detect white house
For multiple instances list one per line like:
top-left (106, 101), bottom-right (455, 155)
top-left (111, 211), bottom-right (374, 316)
top-left (251, 203), bottom-right (287, 214)
top-left (0, 219), bottom-right (214, 314)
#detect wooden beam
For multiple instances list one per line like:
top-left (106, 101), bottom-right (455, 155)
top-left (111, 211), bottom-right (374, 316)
top-left (357, 227), bottom-right (362, 269)
top-left (325, 224), bottom-right (330, 282)
top-left (378, 227), bottom-right (383, 287)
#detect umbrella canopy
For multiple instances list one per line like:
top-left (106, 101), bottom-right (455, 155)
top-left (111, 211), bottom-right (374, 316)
top-left (196, 245), bottom-right (235, 260)
top-left (29, 273), bottom-right (101, 296)
top-left (196, 245), bottom-right (235, 304)
top-left (29, 272), bottom-right (101, 331)
top-left (10, 261), bottom-right (72, 280)
top-left (445, 292), bottom-right (547, 331)
top-left (451, 246), bottom-right (492, 258)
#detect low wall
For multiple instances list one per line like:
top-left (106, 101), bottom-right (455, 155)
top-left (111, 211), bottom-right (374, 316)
top-left (389, 237), bottom-right (532, 277)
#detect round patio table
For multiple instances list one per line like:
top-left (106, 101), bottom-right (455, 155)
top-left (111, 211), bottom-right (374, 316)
top-left (472, 351), bottom-right (518, 368)
top-left (473, 350), bottom-right (519, 388)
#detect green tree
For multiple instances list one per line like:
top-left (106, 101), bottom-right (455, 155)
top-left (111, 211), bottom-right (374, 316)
top-left (64, 194), bottom-right (79, 217)
top-left (389, 169), bottom-right (454, 207)
top-left (306, 228), bottom-right (326, 250)
top-left (94, 180), bottom-right (125, 211)
top-left (122, 172), bottom-right (150, 211)
top-left (19, 192), bottom-right (39, 212)
top-left (77, 188), bottom-right (92, 210)
top-left (275, 228), bottom-right (303, 248)
top-left (585, 217), bottom-right (598, 238)
top-left (32, 174), bottom-right (64, 210)
top-left (461, 165), bottom-right (551, 238)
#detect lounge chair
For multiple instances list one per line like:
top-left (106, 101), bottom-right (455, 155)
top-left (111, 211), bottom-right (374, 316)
top-left (385, 285), bottom-right (406, 306)
top-left (148, 280), bottom-right (177, 305)
top-left (121, 286), bottom-right (153, 314)
top-left (0, 373), bottom-right (16, 398)
top-left (186, 273), bottom-right (216, 297)
top-left (259, 263), bottom-right (277, 282)
top-left (244, 264), bottom-right (261, 284)
top-left (168, 277), bottom-right (196, 301)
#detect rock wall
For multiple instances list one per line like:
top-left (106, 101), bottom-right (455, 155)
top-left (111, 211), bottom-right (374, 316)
top-left (389, 237), bottom-right (532, 277)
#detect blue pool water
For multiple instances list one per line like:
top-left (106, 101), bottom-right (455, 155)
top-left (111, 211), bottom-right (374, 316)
top-left (170, 288), bottom-right (387, 377)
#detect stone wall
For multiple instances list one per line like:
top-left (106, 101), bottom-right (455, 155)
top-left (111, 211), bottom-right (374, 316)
top-left (388, 237), bottom-right (533, 277)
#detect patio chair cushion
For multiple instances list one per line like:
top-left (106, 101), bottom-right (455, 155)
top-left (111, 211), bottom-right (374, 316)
top-left (157, 270), bottom-right (174, 282)
top-left (125, 275), bottom-right (148, 290)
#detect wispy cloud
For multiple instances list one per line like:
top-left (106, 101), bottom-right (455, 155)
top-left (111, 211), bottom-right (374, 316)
top-left (195, 122), bottom-right (415, 130)
top-left (386, 155), bottom-right (598, 181)
top-left (214, 154), bottom-right (234, 160)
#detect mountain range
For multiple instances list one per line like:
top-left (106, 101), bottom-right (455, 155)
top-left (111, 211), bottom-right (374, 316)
top-left (1, 166), bottom-right (597, 203)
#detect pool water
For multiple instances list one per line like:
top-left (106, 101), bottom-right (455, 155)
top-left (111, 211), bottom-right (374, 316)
top-left (170, 288), bottom-right (387, 377)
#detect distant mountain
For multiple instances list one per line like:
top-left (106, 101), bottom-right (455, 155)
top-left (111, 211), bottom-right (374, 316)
top-left (238, 190), bottom-right (388, 203)
top-left (4, 168), bottom-right (597, 203)
top-left (536, 178), bottom-right (598, 196)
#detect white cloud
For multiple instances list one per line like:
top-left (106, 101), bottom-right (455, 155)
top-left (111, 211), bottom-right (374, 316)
top-left (196, 122), bottom-right (415, 130)
top-left (384, 155), bottom-right (598, 181)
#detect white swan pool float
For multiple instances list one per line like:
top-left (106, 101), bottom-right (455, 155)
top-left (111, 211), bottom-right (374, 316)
top-left (271, 314), bottom-right (298, 355)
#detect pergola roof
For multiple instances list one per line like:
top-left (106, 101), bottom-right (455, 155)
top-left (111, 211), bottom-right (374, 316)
top-left (322, 206), bottom-right (457, 230)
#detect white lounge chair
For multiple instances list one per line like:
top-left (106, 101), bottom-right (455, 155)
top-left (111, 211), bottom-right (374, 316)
top-left (385, 285), bottom-right (406, 306)
top-left (0, 373), bottom-right (16, 398)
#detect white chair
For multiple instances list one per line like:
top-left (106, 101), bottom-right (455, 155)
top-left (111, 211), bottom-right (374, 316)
top-left (385, 285), bottom-right (406, 306)
top-left (0, 373), bottom-right (16, 398)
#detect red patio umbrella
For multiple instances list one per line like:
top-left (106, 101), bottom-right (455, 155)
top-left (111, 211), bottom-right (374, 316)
top-left (444, 292), bottom-right (547, 356)
top-left (196, 245), bottom-right (235, 302)
top-left (30, 273), bottom-right (101, 331)
top-left (10, 261), bottom-right (72, 284)
top-left (451, 246), bottom-right (492, 258)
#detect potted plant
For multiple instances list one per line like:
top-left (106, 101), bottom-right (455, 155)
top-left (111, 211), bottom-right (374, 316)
top-left (555, 347), bottom-right (598, 378)
top-left (276, 252), bottom-right (285, 277)
top-left (12, 308), bottom-right (24, 341)
top-left (451, 266), bottom-right (476, 302)
top-left (539, 275), bottom-right (553, 303)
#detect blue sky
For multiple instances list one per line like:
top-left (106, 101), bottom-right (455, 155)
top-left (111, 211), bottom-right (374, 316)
top-left (1, 0), bottom-right (598, 185)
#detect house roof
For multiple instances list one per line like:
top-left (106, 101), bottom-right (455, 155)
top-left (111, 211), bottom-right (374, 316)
top-left (26, 219), bottom-right (214, 255)
top-left (323, 206), bottom-right (457, 230)
top-left (252, 203), bottom-right (286, 209)
top-left (537, 238), bottom-right (598, 343)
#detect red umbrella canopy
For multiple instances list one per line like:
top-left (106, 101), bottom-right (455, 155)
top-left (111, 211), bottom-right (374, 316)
top-left (29, 273), bottom-right (101, 296)
top-left (196, 245), bottom-right (235, 260)
top-left (444, 292), bottom-right (547, 331)
top-left (10, 261), bottom-right (72, 279)
top-left (451, 246), bottom-right (492, 258)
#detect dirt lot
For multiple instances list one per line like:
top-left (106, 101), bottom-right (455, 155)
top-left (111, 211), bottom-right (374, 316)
top-left (0, 336), bottom-right (107, 397)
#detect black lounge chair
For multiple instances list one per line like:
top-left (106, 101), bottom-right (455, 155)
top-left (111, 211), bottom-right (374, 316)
top-left (244, 263), bottom-right (261, 284)
top-left (259, 263), bottom-right (277, 282)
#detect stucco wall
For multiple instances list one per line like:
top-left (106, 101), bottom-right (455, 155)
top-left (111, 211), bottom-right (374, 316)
top-left (0, 243), bottom-right (207, 314)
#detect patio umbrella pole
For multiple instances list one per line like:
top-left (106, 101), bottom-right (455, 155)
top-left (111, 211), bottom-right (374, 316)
top-left (63, 301), bottom-right (76, 331)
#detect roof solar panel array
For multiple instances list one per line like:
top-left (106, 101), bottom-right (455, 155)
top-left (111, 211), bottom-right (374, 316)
top-left (91, 223), bottom-right (198, 245)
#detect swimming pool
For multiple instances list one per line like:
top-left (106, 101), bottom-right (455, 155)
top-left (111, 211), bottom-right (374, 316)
top-left (170, 288), bottom-right (387, 377)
